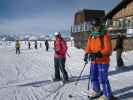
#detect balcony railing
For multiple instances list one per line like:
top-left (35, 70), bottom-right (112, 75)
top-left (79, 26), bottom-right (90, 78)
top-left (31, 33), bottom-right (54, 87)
top-left (70, 22), bottom-right (93, 33)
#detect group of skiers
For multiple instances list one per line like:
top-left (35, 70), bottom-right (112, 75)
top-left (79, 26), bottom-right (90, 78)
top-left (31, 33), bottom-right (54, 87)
top-left (14, 18), bottom-right (126, 100)
top-left (15, 39), bottom-right (50, 54)
top-left (52, 19), bottom-right (123, 100)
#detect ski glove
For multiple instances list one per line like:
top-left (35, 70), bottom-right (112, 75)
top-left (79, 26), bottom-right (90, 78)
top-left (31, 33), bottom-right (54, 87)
top-left (84, 53), bottom-right (88, 63)
top-left (113, 48), bottom-right (116, 51)
top-left (89, 51), bottom-right (103, 61)
top-left (95, 51), bottom-right (103, 57)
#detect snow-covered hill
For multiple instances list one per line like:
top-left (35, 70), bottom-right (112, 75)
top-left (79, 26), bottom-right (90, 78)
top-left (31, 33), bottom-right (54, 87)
top-left (0, 41), bottom-right (133, 100)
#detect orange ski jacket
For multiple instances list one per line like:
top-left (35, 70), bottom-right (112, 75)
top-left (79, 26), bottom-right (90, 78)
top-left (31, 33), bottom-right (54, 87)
top-left (85, 33), bottom-right (112, 64)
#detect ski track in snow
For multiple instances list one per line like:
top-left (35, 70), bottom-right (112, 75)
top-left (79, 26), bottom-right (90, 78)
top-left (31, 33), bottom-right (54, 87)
top-left (0, 41), bottom-right (133, 100)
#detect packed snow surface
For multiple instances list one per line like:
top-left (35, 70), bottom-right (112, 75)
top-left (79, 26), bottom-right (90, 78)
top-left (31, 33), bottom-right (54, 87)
top-left (0, 41), bottom-right (133, 100)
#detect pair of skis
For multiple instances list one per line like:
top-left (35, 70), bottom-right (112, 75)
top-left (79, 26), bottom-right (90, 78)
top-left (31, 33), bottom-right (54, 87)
top-left (68, 92), bottom-right (102, 100)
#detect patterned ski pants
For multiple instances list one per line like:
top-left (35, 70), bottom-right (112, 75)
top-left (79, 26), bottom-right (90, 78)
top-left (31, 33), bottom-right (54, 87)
top-left (89, 64), bottom-right (112, 97)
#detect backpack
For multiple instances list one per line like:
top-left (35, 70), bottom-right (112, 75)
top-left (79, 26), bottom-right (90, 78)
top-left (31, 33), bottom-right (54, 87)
top-left (60, 39), bottom-right (67, 54)
top-left (54, 38), bottom-right (67, 55)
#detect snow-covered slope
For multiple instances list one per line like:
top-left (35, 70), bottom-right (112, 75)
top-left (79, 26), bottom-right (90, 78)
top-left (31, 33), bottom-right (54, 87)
top-left (0, 41), bottom-right (133, 100)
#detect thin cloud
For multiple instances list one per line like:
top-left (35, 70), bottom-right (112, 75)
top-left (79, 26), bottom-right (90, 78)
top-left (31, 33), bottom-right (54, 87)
top-left (0, 0), bottom-right (120, 34)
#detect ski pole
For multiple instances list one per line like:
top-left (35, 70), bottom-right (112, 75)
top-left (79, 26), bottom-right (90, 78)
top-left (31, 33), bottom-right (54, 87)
top-left (66, 65), bottom-right (73, 78)
top-left (58, 59), bottom-right (69, 82)
top-left (68, 63), bottom-right (91, 99)
top-left (75, 62), bottom-right (87, 85)
top-left (66, 60), bottom-right (73, 78)
top-left (88, 66), bottom-right (91, 90)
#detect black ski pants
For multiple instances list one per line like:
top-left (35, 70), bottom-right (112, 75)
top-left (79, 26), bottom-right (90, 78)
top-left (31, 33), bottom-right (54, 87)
top-left (54, 57), bottom-right (68, 81)
top-left (116, 49), bottom-right (124, 67)
top-left (45, 45), bottom-right (49, 51)
top-left (16, 48), bottom-right (20, 54)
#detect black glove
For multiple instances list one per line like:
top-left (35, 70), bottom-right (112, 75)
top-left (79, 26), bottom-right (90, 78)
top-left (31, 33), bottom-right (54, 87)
top-left (113, 48), bottom-right (116, 51)
top-left (95, 51), bottom-right (103, 58)
top-left (89, 54), bottom-right (96, 61)
top-left (84, 53), bottom-right (88, 63)
top-left (89, 51), bottom-right (102, 61)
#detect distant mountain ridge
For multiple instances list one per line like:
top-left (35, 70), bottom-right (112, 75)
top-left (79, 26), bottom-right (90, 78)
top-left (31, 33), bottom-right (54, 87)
top-left (0, 30), bottom-right (70, 41)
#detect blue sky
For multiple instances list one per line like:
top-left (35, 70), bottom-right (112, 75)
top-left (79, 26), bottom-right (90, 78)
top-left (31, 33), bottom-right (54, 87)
top-left (0, 0), bottom-right (120, 35)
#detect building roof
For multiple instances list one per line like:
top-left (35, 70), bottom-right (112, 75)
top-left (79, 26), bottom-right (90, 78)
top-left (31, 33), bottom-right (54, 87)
top-left (106, 0), bottom-right (132, 19)
top-left (75, 9), bottom-right (105, 20)
top-left (76, 9), bottom-right (105, 15)
top-left (74, 9), bottom-right (105, 25)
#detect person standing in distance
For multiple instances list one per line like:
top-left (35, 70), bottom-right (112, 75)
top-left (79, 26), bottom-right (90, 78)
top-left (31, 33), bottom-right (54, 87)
top-left (34, 40), bottom-right (38, 49)
top-left (15, 40), bottom-right (20, 54)
top-left (45, 39), bottom-right (49, 51)
top-left (114, 33), bottom-right (125, 69)
top-left (28, 41), bottom-right (31, 49)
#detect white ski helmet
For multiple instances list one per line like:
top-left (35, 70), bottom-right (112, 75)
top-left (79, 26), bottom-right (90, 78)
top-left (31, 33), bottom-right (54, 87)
top-left (54, 32), bottom-right (61, 36)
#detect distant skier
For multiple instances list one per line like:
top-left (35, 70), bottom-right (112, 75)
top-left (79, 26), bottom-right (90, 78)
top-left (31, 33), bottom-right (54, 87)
top-left (114, 33), bottom-right (126, 69)
top-left (53, 32), bottom-right (68, 83)
top-left (40, 42), bottom-right (42, 48)
top-left (45, 40), bottom-right (49, 51)
top-left (15, 40), bottom-right (20, 54)
top-left (28, 41), bottom-right (31, 49)
top-left (34, 40), bottom-right (38, 49)
top-left (84, 19), bottom-right (117, 100)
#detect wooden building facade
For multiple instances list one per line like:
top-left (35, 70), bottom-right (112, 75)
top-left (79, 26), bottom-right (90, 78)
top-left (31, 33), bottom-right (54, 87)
top-left (71, 1), bottom-right (133, 50)
top-left (71, 9), bottom-right (105, 48)
top-left (106, 0), bottom-right (133, 50)
top-left (106, 0), bottom-right (133, 33)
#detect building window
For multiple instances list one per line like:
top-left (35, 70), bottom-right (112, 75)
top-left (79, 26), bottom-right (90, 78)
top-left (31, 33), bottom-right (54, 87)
top-left (125, 19), bottom-right (130, 28)
top-left (119, 20), bottom-right (122, 28)
top-left (113, 21), bottom-right (116, 27)
top-left (116, 21), bottom-right (120, 28)
top-left (132, 18), bottom-right (133, 27)
top-left (122, 19), bottom-right (126, 28)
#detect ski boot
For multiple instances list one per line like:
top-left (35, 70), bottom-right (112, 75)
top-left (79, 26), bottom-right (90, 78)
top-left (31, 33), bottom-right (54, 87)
top-left (53, 78), bottom-right (61, 82)
top-left (88, 91), bottom-right (103, 99)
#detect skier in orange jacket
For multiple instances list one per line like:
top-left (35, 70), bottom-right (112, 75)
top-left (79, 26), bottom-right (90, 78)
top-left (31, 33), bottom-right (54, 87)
top-left (84, 19), bottom-right (117, 100)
